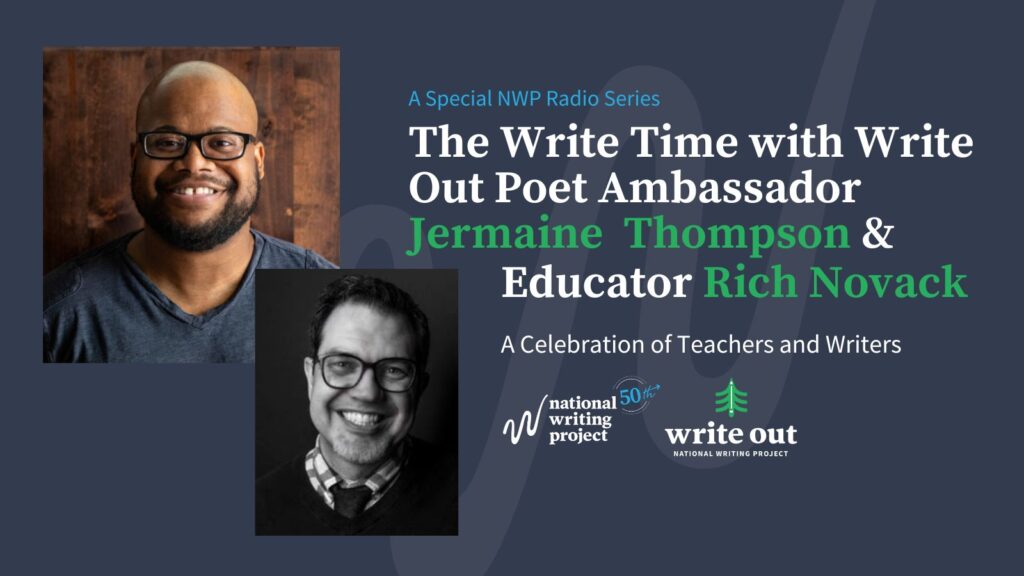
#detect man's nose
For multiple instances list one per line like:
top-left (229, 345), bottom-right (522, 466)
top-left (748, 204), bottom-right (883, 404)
top-left (175, 140), bottom-right (215, 172)
top-left (347, 368), bottom-right (384, 402)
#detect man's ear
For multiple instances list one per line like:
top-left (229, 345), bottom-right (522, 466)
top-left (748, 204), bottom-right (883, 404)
top-left (254, 141), bottom-right (265, 180)
top-left (304, 357), bottom-right (315, 400)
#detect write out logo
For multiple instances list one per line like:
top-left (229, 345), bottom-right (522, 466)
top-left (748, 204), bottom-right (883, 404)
top-left (665, 378), bottom-right (798, 459)
top-left (714, 379), bottom-right (747, 418)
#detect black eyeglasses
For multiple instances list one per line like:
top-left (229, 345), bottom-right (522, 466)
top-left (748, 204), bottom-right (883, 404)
top-left (138, 131), bottom-right (257, 160)
top-left (314, 353), bottom-right (418, 393)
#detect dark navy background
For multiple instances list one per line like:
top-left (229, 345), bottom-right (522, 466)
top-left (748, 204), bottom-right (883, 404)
top-left (7, 1), bottom-right (1021, 573)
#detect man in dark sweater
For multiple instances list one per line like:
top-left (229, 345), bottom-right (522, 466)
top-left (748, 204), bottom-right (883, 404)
top-left (256, 275), bottom-right (457, 535)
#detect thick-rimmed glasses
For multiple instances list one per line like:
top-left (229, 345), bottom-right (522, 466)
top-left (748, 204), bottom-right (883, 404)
top-left (138, 131), bottom-right (257, 160)
top-left (314, 353), bottom-right (418, 393)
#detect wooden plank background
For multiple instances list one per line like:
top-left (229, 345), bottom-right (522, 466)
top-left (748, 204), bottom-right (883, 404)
top-left (43, 47), bottom-right (340, 273)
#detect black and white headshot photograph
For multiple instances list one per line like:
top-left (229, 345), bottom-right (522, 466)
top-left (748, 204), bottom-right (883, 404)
top-left (255, 269), bottom-right (458, 535)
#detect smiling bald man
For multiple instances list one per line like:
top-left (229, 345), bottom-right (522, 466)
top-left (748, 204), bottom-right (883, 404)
top-left (44, 61), bottom-right (336, 363)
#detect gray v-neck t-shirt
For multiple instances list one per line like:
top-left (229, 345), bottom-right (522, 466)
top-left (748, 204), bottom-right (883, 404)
top-left (44, 230), bottom-right (335, 363)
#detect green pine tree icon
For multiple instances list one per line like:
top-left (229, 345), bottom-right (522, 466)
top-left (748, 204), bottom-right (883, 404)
top-left (714, 379), bottom-right (748, 418)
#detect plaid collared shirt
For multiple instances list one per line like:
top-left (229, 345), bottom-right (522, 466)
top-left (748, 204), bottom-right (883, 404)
top-left (304, 436), bottom-right (407, 513)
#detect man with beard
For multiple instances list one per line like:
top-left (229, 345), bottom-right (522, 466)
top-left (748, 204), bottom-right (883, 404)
top-left (256, 275), bottom-right (457, 535)
top-left (43, 61), bottom-right (335, 363)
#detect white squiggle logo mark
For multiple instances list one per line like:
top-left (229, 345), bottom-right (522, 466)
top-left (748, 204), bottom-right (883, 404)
top-left (501, 395), bottom-right (549, 445)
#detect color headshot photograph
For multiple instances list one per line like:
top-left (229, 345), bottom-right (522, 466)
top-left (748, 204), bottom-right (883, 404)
top-left (255, 269), bottom-right (458, 535)
top-left (43, 47), bottom-right (340, 363)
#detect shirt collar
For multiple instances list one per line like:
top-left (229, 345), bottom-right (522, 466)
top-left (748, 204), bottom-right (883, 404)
top-left (304, 436), bottom-right (408, 512)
